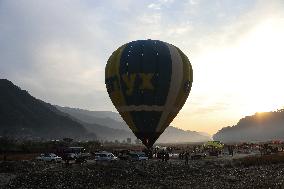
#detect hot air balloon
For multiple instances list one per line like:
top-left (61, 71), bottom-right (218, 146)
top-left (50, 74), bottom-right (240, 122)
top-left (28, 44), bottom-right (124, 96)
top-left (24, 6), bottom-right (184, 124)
top-left (105, 39), bottom-right (193, 148)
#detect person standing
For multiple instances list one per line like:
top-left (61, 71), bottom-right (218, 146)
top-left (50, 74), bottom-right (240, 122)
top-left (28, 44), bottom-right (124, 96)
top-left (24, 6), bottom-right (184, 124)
top-left (228, 145), bottom-right (234, 156)
top-left (161, 150), bottom-right (165, 162)
top-left (165, 152), bottom-right (169, 162)
top-left (184, 152), bottom-right (189, 165)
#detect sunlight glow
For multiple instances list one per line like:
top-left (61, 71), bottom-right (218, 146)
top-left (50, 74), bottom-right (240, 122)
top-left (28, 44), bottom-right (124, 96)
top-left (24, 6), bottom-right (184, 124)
top-left (173, 16), bottom-right (284, 134)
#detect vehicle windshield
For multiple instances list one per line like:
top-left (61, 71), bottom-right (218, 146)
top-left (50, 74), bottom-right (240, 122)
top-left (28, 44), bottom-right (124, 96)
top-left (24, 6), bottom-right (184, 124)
top-left (138, 153), bottom-right (146, 157)
top-left (101, 154), bottom-right (106, 157)
top-left (129, 153), bottom-right (146, 157)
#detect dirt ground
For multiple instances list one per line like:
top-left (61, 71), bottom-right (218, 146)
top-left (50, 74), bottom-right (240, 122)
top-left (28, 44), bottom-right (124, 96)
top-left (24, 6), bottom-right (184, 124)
top-left (1, 155), bottom-right (284, 189)
top-left (0, 153), bottom-right (39, 161)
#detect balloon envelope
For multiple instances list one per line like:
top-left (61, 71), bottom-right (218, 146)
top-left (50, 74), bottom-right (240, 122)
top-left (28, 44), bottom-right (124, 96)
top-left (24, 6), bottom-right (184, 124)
top-left (105, 40), bottom-right (193, 148)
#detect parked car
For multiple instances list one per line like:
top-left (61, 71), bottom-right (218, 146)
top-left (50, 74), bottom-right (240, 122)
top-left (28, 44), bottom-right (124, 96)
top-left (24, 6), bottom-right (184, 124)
top-left (128, 152), bottom-right (148, 161)
top-left (94, 152), bottom-right (118, 161)
top-left (190, 152), bottom-right (207, 160)
top-left (169, 153), bottom-right (179, 159)
top-left (116, 149), bottom-right (131, 160)
top-left (36, 153), bottom-right (62, 162)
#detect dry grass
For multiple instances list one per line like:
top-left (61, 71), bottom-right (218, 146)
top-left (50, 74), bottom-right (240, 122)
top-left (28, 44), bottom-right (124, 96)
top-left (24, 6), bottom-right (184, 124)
top-left (0, 153), bottom-right (39, 161)
top-left (234, 152), bottom-right (284, 167)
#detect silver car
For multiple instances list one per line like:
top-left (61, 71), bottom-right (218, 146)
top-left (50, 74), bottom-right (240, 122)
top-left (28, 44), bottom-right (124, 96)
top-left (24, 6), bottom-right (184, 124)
top-left (94, 152), bottom-right (118, 161)
top-left (36, 153), bottom-right (62, 162)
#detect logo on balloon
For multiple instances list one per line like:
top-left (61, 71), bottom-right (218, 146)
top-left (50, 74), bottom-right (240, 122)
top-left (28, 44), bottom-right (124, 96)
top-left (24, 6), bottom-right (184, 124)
top-left (106, 73), bottom-right (154, 96)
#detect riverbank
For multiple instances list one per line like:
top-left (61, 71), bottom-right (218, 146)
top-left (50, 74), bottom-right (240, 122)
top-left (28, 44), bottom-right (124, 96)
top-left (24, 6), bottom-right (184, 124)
top-left (1, 154), bottom-right (284, 189)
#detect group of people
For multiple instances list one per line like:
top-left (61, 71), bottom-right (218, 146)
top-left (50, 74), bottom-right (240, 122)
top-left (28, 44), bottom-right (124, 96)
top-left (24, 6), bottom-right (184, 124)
top-left (160, 150), bottom-right (191, 164)
top-left (159, 150), bottom-right (170, 162)
top-left (179, 152), bottom-right (190, 165)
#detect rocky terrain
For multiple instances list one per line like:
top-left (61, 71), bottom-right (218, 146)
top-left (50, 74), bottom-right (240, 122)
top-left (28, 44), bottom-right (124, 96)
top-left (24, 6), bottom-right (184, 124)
top-left (1, 157), bottom-right (284, 189)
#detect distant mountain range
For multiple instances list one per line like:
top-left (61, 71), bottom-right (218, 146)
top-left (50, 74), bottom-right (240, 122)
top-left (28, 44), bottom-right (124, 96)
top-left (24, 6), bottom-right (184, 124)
top-left (56, 106), bottom-right (211, 143)
top-left (0, 79), bottom-right (210, 143)
top-left (213, 110), bottom-right (284, 142)
top-left (55, 106), bottom-right (130, 131)
top-left (55, 106), bottom-right (134, 141)
top-left (0, 79), bottom-right (94, 140)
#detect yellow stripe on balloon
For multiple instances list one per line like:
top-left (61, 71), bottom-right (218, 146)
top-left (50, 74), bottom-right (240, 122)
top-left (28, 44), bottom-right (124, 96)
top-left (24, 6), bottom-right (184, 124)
top-left (174, 47), bottom-right (192, 112)
top-left (106, 45), bottom-right (125, 106)
top-left (106, 44), bottom-right (137, 132)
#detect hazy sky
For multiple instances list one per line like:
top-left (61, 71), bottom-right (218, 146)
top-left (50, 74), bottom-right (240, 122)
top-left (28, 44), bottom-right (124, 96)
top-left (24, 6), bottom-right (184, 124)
top-left (1, 0), bottom-right (284, 135)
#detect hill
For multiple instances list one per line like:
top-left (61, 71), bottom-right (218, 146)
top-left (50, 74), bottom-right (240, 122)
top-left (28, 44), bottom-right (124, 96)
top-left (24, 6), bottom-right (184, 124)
top-left (57, 106), bottom-right (211, 143)
top-left (0, 79), bottom-right (95, 140)
top-left (55, 106), bottom-right (129, 131)
top-left (55, 106), bottom-right (135, 142)
top-left (213, 110), bottom-right (284, 142)
top-left (0, 78), bottom-right (210, 143)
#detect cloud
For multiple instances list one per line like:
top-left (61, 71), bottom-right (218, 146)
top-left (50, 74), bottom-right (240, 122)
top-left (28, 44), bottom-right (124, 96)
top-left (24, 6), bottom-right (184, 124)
top-left (148, 3), bottom-right (161, 10)
top-left (0, 0), bottom-right (117, 109)
top-left (1, 0), bottom-right (284, 134)
top-left (148, 0), bottom-right (175, 10)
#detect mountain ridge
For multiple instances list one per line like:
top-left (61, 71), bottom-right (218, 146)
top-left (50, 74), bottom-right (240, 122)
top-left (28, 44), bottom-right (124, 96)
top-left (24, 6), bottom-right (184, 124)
top-left (57, 106), bottom-right (211, 143)
top-left (0, 78), bottom-right (210, 143)
top-left (0, 79), bottom-right (95, 140)
top-left (213, 110), bottom-right (284, 142)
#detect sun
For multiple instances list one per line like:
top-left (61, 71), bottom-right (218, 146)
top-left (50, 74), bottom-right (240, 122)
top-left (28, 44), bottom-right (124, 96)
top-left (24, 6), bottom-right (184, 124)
top-left (230, 19), bottom-right (284, 116)
top-left (241, 87), bottom-right (283, 116)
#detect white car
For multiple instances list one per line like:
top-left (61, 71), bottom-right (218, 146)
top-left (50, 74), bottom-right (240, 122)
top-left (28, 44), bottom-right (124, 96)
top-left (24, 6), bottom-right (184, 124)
top-left (36, 153), bottom-right (62, 162)
top-left (94, 152), bottom-right (118, 161)
top-left (169, 153), bottom-right (179, 159)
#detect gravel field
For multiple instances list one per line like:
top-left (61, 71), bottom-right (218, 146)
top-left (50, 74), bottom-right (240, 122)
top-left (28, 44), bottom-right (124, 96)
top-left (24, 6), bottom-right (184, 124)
top-left (1, 157), bottom-right (284, 189)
